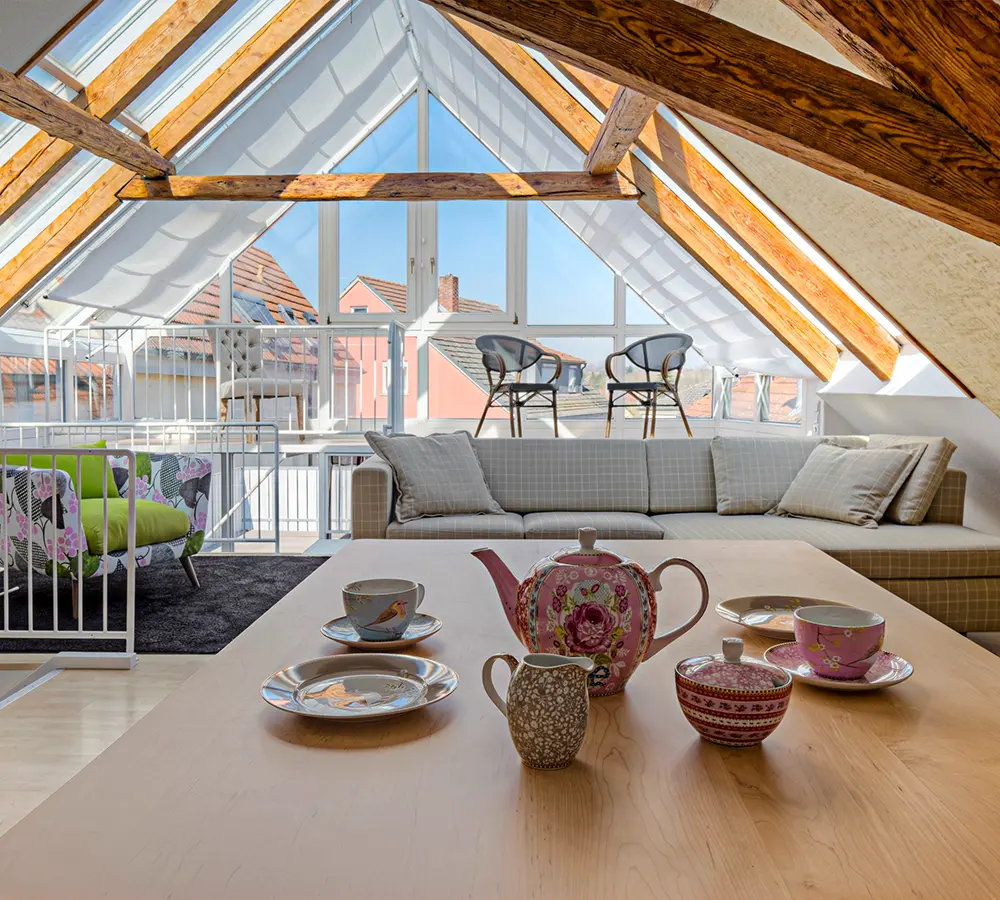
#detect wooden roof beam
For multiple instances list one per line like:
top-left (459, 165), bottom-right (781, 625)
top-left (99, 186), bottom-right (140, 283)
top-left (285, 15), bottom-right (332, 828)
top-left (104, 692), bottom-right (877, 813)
top-left (446, 16), bottom-right (838, 380)
top-left (553, 61), bottom-right (899, 380)
top-left (584, 87), bottom-right (658, 175)
top-left (0, 0), bottom-right (344, 319)
top-left (117, 171), bottom-right (641, 201)
top-left (779, 0), bottom-right (1000, 159)
top-left (424, 0), bottom-right (1000, 247)
top-left (0, 66), bottom-right (174, 177)
top-left (0, 0), bottom-right (239, 226)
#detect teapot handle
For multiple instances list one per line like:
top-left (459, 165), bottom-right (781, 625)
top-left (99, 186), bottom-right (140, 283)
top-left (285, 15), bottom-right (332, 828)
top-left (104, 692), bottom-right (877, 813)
top-left (643, 558), bottom-right (711, 661)
top-left (482, 654), bottom-right (519, 717)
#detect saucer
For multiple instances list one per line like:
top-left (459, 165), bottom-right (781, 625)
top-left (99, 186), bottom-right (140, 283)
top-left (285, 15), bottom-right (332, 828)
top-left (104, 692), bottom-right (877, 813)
top-left (261, 653), bottom-right (458, 720)
top-left (321, 613), bottom-right (442, 650)
top-left (716, 595), bottom-right (851, 640)
top-left (763, 642), bottom-right (913, 691)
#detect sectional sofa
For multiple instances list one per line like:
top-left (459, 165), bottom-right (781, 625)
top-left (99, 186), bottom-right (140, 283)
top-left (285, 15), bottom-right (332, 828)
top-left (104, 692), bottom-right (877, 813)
top-left (352, 436), bottom-right (1000, 633)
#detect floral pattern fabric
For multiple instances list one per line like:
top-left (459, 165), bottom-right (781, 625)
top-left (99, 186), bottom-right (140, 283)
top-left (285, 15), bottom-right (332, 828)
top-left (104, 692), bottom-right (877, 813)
top-left (1, 453), bottom-right (211, 581)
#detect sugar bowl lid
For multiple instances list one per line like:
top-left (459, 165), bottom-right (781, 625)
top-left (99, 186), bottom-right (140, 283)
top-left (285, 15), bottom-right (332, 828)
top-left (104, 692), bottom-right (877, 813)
top-left (676, 638), bottom-right (791, 691)
top-left (550, 527), bottom-right (627, 567)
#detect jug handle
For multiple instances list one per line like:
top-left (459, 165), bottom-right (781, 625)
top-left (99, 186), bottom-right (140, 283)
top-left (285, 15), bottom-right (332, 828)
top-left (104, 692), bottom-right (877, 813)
top-left (482, 654), bottom-right (519, 716)
top-left (643, 558), bottom-right (711, 661)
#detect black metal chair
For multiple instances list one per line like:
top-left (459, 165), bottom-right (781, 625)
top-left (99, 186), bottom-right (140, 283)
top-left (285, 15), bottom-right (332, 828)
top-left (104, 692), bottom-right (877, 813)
top-left (604, 334), bottom-right (694, 438)
top-left (474, 335), bottom-right (562, 437)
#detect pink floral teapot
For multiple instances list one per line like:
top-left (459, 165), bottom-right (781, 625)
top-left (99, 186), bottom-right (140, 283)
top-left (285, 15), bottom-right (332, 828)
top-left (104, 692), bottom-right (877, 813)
top-left (473, 528), bottom-right (711, 695)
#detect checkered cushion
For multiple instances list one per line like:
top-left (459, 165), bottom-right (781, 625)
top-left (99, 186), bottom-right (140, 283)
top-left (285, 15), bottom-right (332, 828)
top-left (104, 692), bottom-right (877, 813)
top-left (386, 513), bottom-right (524, 539)
top-left (472, 439), bottom-right (649, 513)
top-left (924, 469), bottom-right (966, 526)
top-left (653, 512), bottom-right (1000, 579)
top-left (869, 434), bottom-right (957, 525)
top-left (367, 431), bottom-right (503, 523)
top-left (875, 578), bottom-right (1000, 632)
top-left (711, 436), bottom-right (822, 515)
top-left (646, 438), bottom-right (716, 513)
top-left (772, 444), bottom-right (920, 527)
top-left (523, 512), bottom-right (663, 540)
top-left (351, 456), bottom-right (394, 538)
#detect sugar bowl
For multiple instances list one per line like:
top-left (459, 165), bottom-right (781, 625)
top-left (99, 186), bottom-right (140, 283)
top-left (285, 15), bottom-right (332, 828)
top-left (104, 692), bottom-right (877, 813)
top-left (675, 637), bottom-right (792, 747)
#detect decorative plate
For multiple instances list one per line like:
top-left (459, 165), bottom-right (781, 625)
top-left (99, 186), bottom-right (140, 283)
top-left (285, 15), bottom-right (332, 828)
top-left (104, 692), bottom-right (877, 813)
top-left (716, 595), bottom-right (851, 640)
top-left (261, 653), bottom-right (459, 720)
top-left (321, 613), bottom-right (442, 650)
top-left (763, 642), bottom-right (913, 692)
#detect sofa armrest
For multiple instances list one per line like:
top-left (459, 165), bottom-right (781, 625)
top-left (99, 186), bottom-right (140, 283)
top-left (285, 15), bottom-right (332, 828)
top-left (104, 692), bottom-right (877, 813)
top-left (924, 468), bottom-right (966, 526)
top-left (352, 456), bottom-right (395, 538)
top-left (111, 453), bottom-right (212, 537)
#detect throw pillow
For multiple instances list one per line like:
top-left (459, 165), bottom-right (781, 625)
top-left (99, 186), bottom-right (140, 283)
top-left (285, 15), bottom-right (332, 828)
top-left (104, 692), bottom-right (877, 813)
top-left (710, 436), bottom-right (865, 516)
top-left (2, 440), bottom-right (112, 499)
top-left (365, 431), bottom-right (503, 523)
top-left (867, 434), bottom-right (957, 525)
top-left (770, 443), bottom-right (921, 528)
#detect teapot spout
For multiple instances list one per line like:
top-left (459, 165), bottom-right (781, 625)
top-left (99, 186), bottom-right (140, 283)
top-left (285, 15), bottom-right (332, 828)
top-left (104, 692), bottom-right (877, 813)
top-left (472, 548), bottom-right (521, 638)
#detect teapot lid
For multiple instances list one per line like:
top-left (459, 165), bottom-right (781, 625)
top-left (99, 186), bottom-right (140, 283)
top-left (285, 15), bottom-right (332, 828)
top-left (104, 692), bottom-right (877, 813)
top-left (550, 527), bottom-right (626, 567)
top-left (676, 638), bottom-right (790, 691)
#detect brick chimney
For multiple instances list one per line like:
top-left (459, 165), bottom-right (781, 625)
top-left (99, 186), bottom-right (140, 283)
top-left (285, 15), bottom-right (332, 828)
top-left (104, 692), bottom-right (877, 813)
top-left (437, 273), bottom-right (460, 312)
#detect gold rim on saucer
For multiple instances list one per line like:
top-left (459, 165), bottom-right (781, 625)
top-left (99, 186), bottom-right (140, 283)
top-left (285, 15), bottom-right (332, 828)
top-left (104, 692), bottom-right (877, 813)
top-left (261, 653), bottom-right (459, 720)
top-left (321, 613), bottom-right (442, 650)
top-left (715, 595), bottom-right (851, 640)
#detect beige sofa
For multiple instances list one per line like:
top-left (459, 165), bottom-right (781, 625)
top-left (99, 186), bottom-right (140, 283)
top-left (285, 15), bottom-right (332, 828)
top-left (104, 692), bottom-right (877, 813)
top-left (352, 437), bottom-right (1000, 632)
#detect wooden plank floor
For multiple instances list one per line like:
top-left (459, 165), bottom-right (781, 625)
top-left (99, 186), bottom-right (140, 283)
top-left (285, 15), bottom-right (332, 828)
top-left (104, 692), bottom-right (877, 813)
top-left (0, 655), bottom-right (204, 837)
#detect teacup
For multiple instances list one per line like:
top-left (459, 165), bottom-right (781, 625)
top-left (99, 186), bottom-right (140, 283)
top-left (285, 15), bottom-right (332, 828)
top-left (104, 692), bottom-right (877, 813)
top-left (343, 578), bottom-right (425, 641)
top-left (793, 605), bottom-right (885, 679)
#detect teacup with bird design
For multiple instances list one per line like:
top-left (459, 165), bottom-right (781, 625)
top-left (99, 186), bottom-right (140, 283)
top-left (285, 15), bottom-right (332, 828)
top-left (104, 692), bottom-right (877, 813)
top-left (343, 578), bottom-right (425, 641)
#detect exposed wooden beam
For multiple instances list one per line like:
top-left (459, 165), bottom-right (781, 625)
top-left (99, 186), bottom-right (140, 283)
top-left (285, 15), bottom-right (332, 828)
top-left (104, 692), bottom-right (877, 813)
top-left (448, 16), bottom-right (838, 380)
top-left (425, 0), bottom-right (1000, 247)
top-left (0, 0), bottom-right (343, 319)
top-left (117, 171), bottom-right (641, 201)
top-left (779, 0), bottom-right (1000, 158)
top-left (554, 61), bottom-right (899, 381)
top-left (0, 66), bottom-right (174, 177)
top-left (0, 0), bottom-right (238, 225)
top-left (584, 87), bottom-right (657, 175)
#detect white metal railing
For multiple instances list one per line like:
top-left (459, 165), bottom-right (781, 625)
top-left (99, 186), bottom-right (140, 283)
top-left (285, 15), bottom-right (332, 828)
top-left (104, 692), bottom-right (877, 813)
top-left (0, 421), bottom-right (281, 552)
top-left (41, 321), bottom-right (406, 436)
top-left (0, 447), bottom-right (136, 662)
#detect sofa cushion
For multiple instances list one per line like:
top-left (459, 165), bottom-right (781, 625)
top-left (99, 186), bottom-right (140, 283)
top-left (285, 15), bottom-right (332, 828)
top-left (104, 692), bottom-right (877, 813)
top-left (523, 512), bottom-right (663, 540)
top-left (646, 438), bottom-right (716, 513)
top-left (3, 440), bottom-right (112, 500)
top-left (652, 512), bottom-right (1000, 579)
top-left (367, 431), bottom-right (502, 523)
top-left (711, 436), bottom-right (824, 515)
top-left (80, 498), bottom-right (190, 555)
top-left (869, 434), bottom-right (957, 525)
top-left (771, 443), bottom-right (921, 528)
top-left (385, 513), bottom-right (524, 540)
top-left (473, 439), bottom-right (649, 513)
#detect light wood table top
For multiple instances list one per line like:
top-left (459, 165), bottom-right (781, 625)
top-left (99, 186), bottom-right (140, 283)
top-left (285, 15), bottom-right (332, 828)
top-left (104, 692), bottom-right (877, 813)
top-left (2, 539), bottom-right (1000, 899)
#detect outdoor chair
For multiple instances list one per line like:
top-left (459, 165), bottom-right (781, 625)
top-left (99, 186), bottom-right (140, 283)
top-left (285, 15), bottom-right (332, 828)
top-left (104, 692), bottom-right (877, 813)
top-left (474, 336), bottom-right (561, 438)
top-left (604, 333), bottom-right (694, 438)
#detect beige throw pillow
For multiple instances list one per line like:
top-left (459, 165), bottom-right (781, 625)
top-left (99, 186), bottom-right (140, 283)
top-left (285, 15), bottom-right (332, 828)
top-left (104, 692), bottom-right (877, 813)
top-left (867, 434), bottom-right (957, 525)
top-left (366, 431), bottom-right (503, 523)
top-left (771, 443), bottom-right (921, 528)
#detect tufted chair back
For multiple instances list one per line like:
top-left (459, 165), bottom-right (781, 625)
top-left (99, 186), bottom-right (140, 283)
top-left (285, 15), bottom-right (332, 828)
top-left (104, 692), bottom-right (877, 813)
top-left (218, 328), bottom-right (263, 381)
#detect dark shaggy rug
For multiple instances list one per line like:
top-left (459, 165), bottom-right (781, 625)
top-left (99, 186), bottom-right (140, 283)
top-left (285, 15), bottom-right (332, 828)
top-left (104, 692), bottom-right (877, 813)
top-left (0, 555), bottom-right (327, 654)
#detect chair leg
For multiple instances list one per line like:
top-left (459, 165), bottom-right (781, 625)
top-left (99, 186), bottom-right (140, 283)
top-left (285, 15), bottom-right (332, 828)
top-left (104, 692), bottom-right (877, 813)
top-left (296, 394), bottom-right (305, 443)
top-left (508, 395), bottom-right (516, 437)
top-left (552, 394), bottom-right (559, 438)
top-left (677, 396), bottom-right (693, 438)
top-left (474, 392), bottom-right (494, 437)
top-left (181, 556), bottom-right (200, 589)
top-left (605, 394), bottom-right (614, 438)
top-left (516, 400), bottom-right (523, 438)
top-left (650, 396), bottom-right (658, 438)
top-left (642, 402), bottom-right (650, 440)
top-left (220, 398), bottom-right (229, 423)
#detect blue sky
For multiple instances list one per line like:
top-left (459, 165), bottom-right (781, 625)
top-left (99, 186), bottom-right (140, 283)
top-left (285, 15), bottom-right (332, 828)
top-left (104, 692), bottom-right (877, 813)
top-left (254, 93), bottom-right (668, 366)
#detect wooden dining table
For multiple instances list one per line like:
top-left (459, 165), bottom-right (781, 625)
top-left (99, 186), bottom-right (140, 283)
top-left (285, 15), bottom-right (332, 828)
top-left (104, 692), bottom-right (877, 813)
top-left (1, 538), bottom-right (999, 899)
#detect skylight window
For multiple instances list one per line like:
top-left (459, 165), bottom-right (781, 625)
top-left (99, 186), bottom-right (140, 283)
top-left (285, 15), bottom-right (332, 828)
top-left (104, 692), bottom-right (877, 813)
top-left (278, 304), bottom-right (298, 324)
top-left (49, 0), bottom-right (164, 80)
top-left (233, 292), bottom-right (276, 324)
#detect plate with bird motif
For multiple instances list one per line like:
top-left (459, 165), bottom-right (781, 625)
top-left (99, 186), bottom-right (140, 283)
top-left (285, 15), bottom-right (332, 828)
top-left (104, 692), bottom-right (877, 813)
top-left (261, 653), bottom-right (459, 720)
top-left (716, 595), bottom-right (852, 640)
top-left (321, 613), bottom-right (442, 650)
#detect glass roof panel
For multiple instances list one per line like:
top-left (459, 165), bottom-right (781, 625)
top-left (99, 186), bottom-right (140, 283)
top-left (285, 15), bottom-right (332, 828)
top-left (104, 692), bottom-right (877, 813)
top-left (48, 0), bottom-right (167, 81)
top-left (0, 113), bottom-right (38, 167)
top-left (127, 0), bottom-right (289, 126)
top-left (2, 297), bottom-right (82, 332)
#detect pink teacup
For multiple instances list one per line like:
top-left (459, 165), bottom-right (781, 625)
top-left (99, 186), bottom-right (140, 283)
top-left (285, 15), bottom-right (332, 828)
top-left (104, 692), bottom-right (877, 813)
top-left (793, 605), bottom-right (885, 680)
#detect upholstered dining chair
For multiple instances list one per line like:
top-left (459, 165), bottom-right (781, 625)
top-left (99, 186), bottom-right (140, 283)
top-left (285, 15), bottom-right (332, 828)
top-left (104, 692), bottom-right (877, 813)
top-left (217, 328), bottom-right (304, 441)
top-left (474, 335), bottom-right (562, 438)
top-left (604, 333), bottom-right (694, 439)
